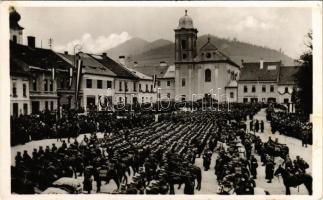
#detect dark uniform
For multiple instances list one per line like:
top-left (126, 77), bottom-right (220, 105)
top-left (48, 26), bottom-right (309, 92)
top-left (250, 156), bottom-right (258, 179)
top-left (265, 156), bottom-right (275, 183)
top-left (260, 120), bottom-right (264, 133)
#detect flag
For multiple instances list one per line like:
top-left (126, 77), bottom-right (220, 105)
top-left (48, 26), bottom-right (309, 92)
top-left (153, 74), bottom-right (157, 88)
top-left (51, 67), bottom-right (56, 80)
top-left (75, 54), bottom-right (83, 104)
top-left (69, 67), bottom-right (73, 88)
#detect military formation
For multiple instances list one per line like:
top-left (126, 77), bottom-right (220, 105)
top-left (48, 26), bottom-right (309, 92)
top-left (11, 103), bottom-right (312, 195)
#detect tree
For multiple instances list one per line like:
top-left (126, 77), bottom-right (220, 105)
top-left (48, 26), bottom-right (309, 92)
top-left (294, 31), bottom-right (313, 117)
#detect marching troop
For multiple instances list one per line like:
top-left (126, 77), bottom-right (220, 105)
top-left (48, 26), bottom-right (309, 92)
top-left (11, 103), bottom-right (312, 195)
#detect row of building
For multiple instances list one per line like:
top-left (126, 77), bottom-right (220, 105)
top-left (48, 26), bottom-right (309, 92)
top-left (10, 8), bottom-right (300, 117)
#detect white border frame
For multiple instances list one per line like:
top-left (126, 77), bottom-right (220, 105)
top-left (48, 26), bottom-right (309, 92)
top-left (0, 1), bottom-right (322, 200)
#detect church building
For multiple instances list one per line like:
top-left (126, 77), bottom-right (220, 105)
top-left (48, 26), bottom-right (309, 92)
top-left (174, 10), bottom-right (241, 102)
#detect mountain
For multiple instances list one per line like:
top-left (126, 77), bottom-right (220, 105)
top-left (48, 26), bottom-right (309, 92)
top-left (105, 38), bottom-right (172, 61)
top-left (105, 37), bottom-right (150, 59)
top-left (105, 35), bottom-right (295, 71)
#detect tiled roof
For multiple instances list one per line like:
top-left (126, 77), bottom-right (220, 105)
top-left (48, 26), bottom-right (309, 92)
top-left (59, 53), bottom-right (116, 77)
top-left (278, 66), bottom-right (302, 85)
top-left (163, 65), bottom-right (175, 78)
top-left (10, 57), bottom-right (30, 76)
top-left (200, 40), bottom-right (218, 51)
top-left (239, 61), bottom-right (281, 82)
top-left (130, 65), bottom-right (169, 79)
top-left (90, 55), bottom-right (137, 79)
top-left (10, 41), bottom-right (72, 72)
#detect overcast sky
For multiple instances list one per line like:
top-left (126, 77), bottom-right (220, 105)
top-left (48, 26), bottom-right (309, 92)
top-left (16, 7), bottom-right (312, 58)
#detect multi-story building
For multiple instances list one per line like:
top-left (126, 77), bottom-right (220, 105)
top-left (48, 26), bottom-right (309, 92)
top-left (156, 63), bottom-right (176, 101)
top-left (238, 60), bottom-right (282, 103)
top-left (174, 10), bottom-right (241, 102)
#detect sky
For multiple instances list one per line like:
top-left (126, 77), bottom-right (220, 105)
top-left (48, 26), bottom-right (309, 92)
top-left (16, 6), bottom-right (312, 59)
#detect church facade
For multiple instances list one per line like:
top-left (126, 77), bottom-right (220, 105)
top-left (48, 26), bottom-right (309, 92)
top-left (174, 11), bottom-right (241, 102)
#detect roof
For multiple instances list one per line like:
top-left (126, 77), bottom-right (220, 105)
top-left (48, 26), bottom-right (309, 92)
top-left (10, 57), bottom-right (30, 77)
top-left (131, 65), bottom-right (169, 78)
top-left (278, 66), bottom-right (302, 85)
top-left (58, 53), bottom-right (116, 77)
top-left (127, 68), bottom-right (152, 80)
top-left (91, 54), bottom-right (137, 79)
top-left (200, 38), bottom-right (218, 51)
top-left (239, 61), bottom-right (281, 82)
top-left (163, 65), bottom-right (175, 78)
top-left (198, 38), bottom-right (240, 68)
top-left (10, 41), bottom-right (73, 72)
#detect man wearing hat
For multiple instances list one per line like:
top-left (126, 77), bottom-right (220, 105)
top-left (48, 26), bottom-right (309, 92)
top-left (265, 155), bottom-right (275, 183)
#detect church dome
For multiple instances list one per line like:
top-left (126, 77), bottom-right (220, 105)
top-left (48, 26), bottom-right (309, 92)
top-left (178, 10), bottom-right (194, 29)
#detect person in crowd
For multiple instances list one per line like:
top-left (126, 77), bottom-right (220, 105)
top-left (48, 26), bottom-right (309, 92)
top-left (260, 120), bottom-right (264, 133)
top-left (265, 155), bottom-right (275, 183)
top-left (255, 120), bottom-right (259, 132)
top-left (250, 155), bottom-right (258, 179)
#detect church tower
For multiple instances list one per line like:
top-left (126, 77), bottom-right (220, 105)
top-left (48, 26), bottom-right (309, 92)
top-left (9, 7), bottom-right (24, 44)
top-left (174, 10), bottom-right (198, 62)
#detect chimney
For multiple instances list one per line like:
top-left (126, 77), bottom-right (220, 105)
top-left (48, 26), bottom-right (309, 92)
top-left (260, 58), bottom-right (264, 69)
top-left (160, 61), bottom-right (167, 67)
top-left (102, 52), bottom-right (107, 57)
top-left (134, 61), bottom-right (138, 67)
top-left (64, 51), bottom-right (68, 55)
top-left (119, 55), bottom-right (125, 66)
top-left (27, 36), bottom-right (35, 48)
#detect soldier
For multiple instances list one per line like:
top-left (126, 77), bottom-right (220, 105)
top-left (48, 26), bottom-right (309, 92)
top-left (249, 120), bottom-right (254, 132)
top-left (83, 174), bottom-right (93, 194)
top-left (250, 155), bottom-right (258, 179)
top-left (260, 120), bottom-right (264, 133)
top-left (265, 155), bottom-right (275, 183)
top-left (15, 151), bottom-right (22, 167)
top-left (255, 120), bottom-right (259, 132)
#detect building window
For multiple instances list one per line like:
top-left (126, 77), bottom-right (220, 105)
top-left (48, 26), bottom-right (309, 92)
top-left (23, 83), bottom-right (27, 97)
top-left (32, 79), bottom-right (37, 91)
top-left (243, 98), bottom-right (248, 103)
top-left (44, 79), bottom-right (48, 91)
top-left (181, 40), bottom-right (187, 50)
top-left (125, 97), bottom-right (127, 104)
top-left (97, 80), bottom-right (102, 89)
top-left (139, 84), bottom-right (142, 91)
top-left (252, 85), bottom-right (256, 93)
top-left (49, 80), bottom-right (53, 91)
top-left (285, 87), bottom-right (289, 93)
top-left (244, 85), bottom-right (248, 93)
top-left (206, 52), bottom-right (211, 59)
top-left (145, 84), bottom-right (148, 92)
top-left (45, 101), bottom-right (49, 110)
top-left (270, 85), bottom-right (274, 92)
top-left (262, 98), bottom-right (266, 102)
top-left (50, 101), bottom-right (54, 111)
top-left (167, 81), bottom-right (170, 86)
top-left (251, 98), bottom-right (258, 103)
top-left (60, 79), bottom-right (65, 89)
top-left (230, 92), bottom-right (234, 98)
top-left (125, 82), bottom-right (128, 92)
top-left (157, 81), bottom-right (161, 87)
top-left (119, 97), bottom-right (122, 103)
top-left (262, 85), bottom-right (266, 93)
top-left (23, 103), bottom-right (28, 115)
top-left (167, 93), bottom-right (170, 98)
top-left (284, 98), bottom-right (289, 104)
top-left (133, 82), bottom-right (137, 91)
top-left (182, 53), bottom-right (187, 60)
top-left (13, 35), bottom-right (17, 43)
top-left (86, 79), bottom-right (92, 88)
top-left (182, 78), bottom-right (186, 87)
top-left (119, 81), bottom-right (122, 91)
top-left (205, 69), bottom-right (211, 82)
top-left (12, 82), bottom-right (17, 97)
top-left (107, 81), bottom-right (112, 89)
top-left (150, 85), bottom-right (153, 92)
top-left (142, 97), bottom-right (144, 103)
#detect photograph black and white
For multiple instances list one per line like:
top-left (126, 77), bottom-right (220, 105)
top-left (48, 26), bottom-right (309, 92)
top-left (2, 2), bottom-right (322, 197)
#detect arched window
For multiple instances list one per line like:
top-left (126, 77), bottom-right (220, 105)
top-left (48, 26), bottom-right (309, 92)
top-left (205, 69), bottom-right (211, 82)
